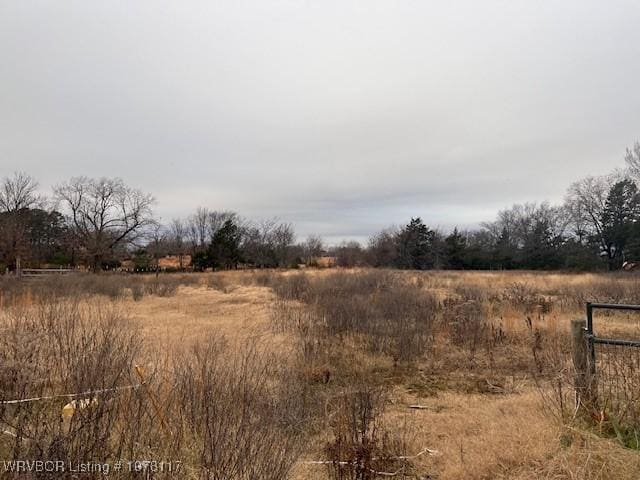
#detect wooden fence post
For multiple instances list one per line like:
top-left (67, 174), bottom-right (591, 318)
top-left (571, 319), bottom-right (596, 411)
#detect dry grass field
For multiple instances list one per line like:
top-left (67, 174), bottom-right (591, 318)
top-left (1, 269), bottom-right (640, 479)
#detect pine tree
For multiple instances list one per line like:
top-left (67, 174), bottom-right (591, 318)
top-left (395, 217), bottom-right (435, 270)
top-left (208, 219), bottom-right (242, 269)
top-left (521, 218), bottom-right (561, 269)
top-left (444, 228), bottom-right (467, 269)
top-left (493, 226), bottom-right (516, 269)
top-left (601, 179), bottom-right (640, 269)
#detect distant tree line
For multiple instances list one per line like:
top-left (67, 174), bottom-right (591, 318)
top-left (0, 175), bottom-right (304, 272)
top-left (362, 142), bottom-right (640, 272)
top-left (0, 175), bottom-right (155, 272)
top-left (2, 141), bottom-right (640, 272)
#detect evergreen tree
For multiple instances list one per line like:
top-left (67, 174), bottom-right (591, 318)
top-left (395, 217), bottom-right (435, 270)
top-left (463, 230), bottom-right (493, 269)
top-left (601, 179), bottom-right (640, 269)
top-left (521, 218), bottom-right (562, 269)
top-left (208, 218), bottom-right (242, 269)
top-left (191, 250), bottom-right (210, 271)
top-left (493, 227), bottom-right (516, 269)
top-left (444, 228), bottom-right (467, 269)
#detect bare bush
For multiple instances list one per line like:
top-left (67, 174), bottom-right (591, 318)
top-left (443, 299), bottom-right (488, 359)
top-left (324, 387), bottom-right (415, 480)
top-left (0, 274), bottom-right (202, 307)
top-left (270, 273), bottom-right (311, 302)
top-left (205, 274), bottom-right (228, 292)
top-left (130, 282), bottom-right (145, 301)
top-left (170, 337), bottom-right (307, 479)
top-left (0, 301), bottom-right (145, 472)
top-left (273, 271), bottom-right (439, 363)
top-left (557, 277), bottom-right (640, 311)
top-left (0, 289), bottom-right (310, 478)
top-left (143, 276), bottom-right (179, 297)
top-left (501, 282), bottom-right (551, 313)
top-left (527, 319), bottom-right (576, 423)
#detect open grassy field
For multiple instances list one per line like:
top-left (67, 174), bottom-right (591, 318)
top-left (1, 269), bottom-right (640, 479)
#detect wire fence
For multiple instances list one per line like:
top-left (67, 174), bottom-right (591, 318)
top-left (593, 342), bottom-right (640, 426)
top-left (584, 303), bottom-right (640, 430)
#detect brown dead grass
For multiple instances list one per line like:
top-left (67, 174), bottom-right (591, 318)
top-left (126, 283), bottom-right (282, 350)
top-left (3, 269), bottom-right (640, 479)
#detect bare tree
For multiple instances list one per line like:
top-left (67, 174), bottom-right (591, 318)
top-left (185, 208), bottom-right (239, 255)
top-left (147, 221), bottom-right (168, 275)
top-left (565, 175), bottom-right (614, 255)
top-left (207, 211), bottom-right (237, 240)
top-left (188, 207), bottom-right (210, 249)
top-left (0, 173), bottom-right (43, 272)
top-left (240, 219), bottom-right (276, 267)
top-left (303, 235), bottom-right (323, 265)
top-left (272, 222), bottom-right (295, 267)
top-left (625, 141), bottom-right (640, 183)
top-left (333, 241), bottom-right (365, 267)
top-left (170, 218), bottom-right (188, 269)
top-left (0, 172), bottom-right (41, 213)
top-left (367, 227), bottom-right (399, 267)
top-left (54, 177), bottom-right (154, 270)
top-left (484, 201), bottom-right (570, 248)
top-left (239, 219), bottom-right (295, 268)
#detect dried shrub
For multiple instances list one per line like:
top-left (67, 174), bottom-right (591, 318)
top-left (272, 271), bottom-right (439, 363)
top-left (528, 318), bottom-right (576, 423)
top-left (0, 295), bottom-right (310, 477)
top-left (143, 276), bottom-right (180, 297)
top-left (453, 284), bottom-right (487, 303)
top-left (324, 387), bottom-right (415, 480)
top-left (443, 299), bottom-right (488, 359)
top-left (502, 282), bottom-right (551, 313)
top-left (0, 273), bottom-right (207, 309)
top-left (270, 273), bottom-right (311, 302)
top-left (0, 301), bottom-right (145, 471)
top-left (206, 274), bottom-right (228, 292)
top-left (556, 276), bottom-right (640, 312)
top-left (171, 337), bottom-right (307, 479)
top-left (248, 271), bottom-right (275, 288)
top-left (130, 282), bottom-right (145, 301)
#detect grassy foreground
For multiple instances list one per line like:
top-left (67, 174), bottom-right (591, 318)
top-left (0, 269), bottom-right (639, 479)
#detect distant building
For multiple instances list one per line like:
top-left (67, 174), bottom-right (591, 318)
top-left (315, 255), bottom-right (337, 268)
top-left (158, 254), bottom-right (192, 270)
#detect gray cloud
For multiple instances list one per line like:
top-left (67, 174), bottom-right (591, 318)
top-left (1, 1), bottom-right (639, 243)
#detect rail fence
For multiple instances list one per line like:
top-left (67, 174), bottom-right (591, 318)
top-left (19, 268), bottom-right (76, 278)
top-left (573, 303), bottom-right (640, 428)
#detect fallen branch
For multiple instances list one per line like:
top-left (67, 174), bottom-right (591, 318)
top-left (304, 446), bottom-right (440, 465)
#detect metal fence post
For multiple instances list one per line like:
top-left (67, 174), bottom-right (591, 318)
top-left (586, 302), bottom-right (596, 369)
top-left (572, 319), bottom-right (596, 410)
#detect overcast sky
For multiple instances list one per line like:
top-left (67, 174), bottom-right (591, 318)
top-left (1, 1), bottom-right (639, 243)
